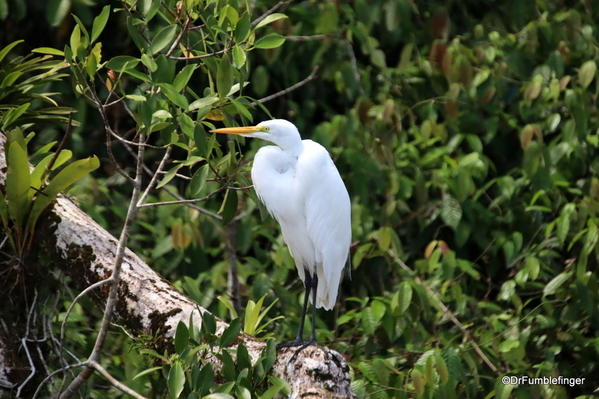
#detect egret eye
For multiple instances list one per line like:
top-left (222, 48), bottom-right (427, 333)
top-left (262, 126), bottom-right (270, 132)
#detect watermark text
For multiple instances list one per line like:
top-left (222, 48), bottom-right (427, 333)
top-left (502, 375), bottom-right (584, 387)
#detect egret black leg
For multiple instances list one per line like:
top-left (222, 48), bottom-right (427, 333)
top-left (277, 271), bottom-right (324, 361)
top-left (309, 272), bottom-right (318, 342)
top-left (277, 269), bottom-right (312, 348)
top-left (295, 270), bottom-right (312, 342)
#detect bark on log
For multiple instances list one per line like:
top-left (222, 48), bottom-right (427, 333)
top-left (0, 132), bottom-right (356, 398)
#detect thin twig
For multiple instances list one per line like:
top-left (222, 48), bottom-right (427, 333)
top-left (251, 0), bottom-right (294, 27)
top-left (59, 134), bottom-right (147, 398)
top-left (89, 360), bottom-right (150, 399)
top-left (226, 223), bottom-right (241, 316)
top-left (86, 76), bottom-right (135, 184)
top-left (284, 35), bottom-right (328, 41)
top-left (11, 342), bottom-right (35, 397)
top-left (138, 184), bottom-right (227, 208)
top-left (168, 47), bottom-right (232, 60)
top-left (344, 39), bottom-right (364, 96)
top-left (46, 111), bottom-right (75, 172)
top-left (59, 278), bottom-right (112, 364)
top-left (250, 65), bottom-right (320, 106)
top-left (16, 291), bottom-right (38, 397)
top-left (387, 249), bottom-right (500, 375)
top-left (106, 126), bottom-right (163, 148)
top-left (163, 186), bottom-right (223, 220)
top-left (138, 145), bottom-right (173, 206)
top-left (33, 363), bottom-right (86, 399)
top-left (120, 139), bottom-right (222, 219)
top-left (166, 17), bottom-right (191, 57)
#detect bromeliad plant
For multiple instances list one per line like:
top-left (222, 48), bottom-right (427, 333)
top-left (0, 41), bottom-right (100, 258)
top-left (134, 312), bottom-right (290, 399)
top-left (0, 128), bottom-right (99, 257)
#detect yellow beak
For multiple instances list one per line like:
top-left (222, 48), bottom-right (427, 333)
top-left (210, 126), bottom-right (264, 135)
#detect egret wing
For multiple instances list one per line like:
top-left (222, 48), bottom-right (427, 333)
top-left (299, 140), bottom-right (351, 309)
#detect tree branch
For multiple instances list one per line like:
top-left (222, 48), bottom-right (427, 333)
top-left (58, 133), bottom-right (147, 398)
top-left (251, 65), bottom-right (320, 106)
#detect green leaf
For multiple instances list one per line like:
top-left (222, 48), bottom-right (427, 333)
top-left (377, 226), bottom-right (392, 251)
top-left (156, 164), bottom-right (182, 189)
top-left (124, 94), bottom-right (147, 101)
top-left (127, 16), bottom-right (148, 52)
top-left (372, 358), bottom-right (390, 386)
top-left (263, 339), bottom-right (277, 373)
top-left (576, 279), bottom-right (594, 319)
top-left (543, 271), bottom-right (572, 297)
top-left (71, 14), bottom-right (90, 42)
top-left (361, 306), bottom-right (376, 335)
top-left (51, 149), bottom-right (74, 171)
top-left (262, 376), bottom-right (291, 398)
top-left (254, 33), bottom-right (286, 49)
top-left (174, 321), bottom-right (189, 353)
top-left (0, 40), bottom-right (24, 63)
top-left (141, 53), bottom-right (158, 72)
top-left (31, 47), bottom-right (64, 56)
top-left (201, 311), bottom-right (217, 335)
top-left (30, 154), bottom-right (53, 190)
top-left (2, 103), bottom-right (30, 130)
top-left (218, 189), bottom-right (238, 225)
top-left (70, 25), bottom-right (81, 58)
top-left (0, 187), bottom-right (8, 229)
top-left (26, 156), bottom-right (100, 232)
top-left (203, 394), bottom-right (235, 399)
top-left (392, 281), bottom-right (412, 315)
top-left (221, 350), bottom-right (236, 381)
top-left (123, 68), bottom-right (151, 82)
top-left (85, 44), bottom-right (100, 79)
top-left (106, 55), bottom-right (140, 72)
top-left (47, 0), bottom-right (71, 26)
top-left (229, 98), bottom-right (253, 121)
top-left (232, 46), bottom-right (246, 68)
top-left (217, 295), bottom-right (239, 319)
top-left (91, 5), bottom-right (110, 43)
top-left (219, 318), bottom-right (241, 348)
top-left (167, 363), bottom-right (185, 399)
top-left (196, 363), bottom-right (214, 396)
top-left (371, 300), bottom-right (386, 323)
top-left (1, 71), bottom-right (23, 89)
top-left (132, 366), bottom-right (162, 381)
top-left (235, 12), bottom-right (251, 43)
top-left (255, 13), bottom-right (288, 29)
top-left (190, 164), bottom-right (210, 197)
top-left (6, 142), bottom-right (31, 232)
top-left (194, 123), bottom-right (208, 157)
top-left (236, 386), bottom-right (251, 399)
top-left (149, 25), bottom-right (178, 55)
top-left (356, 362), bottom-right (377, 383)
top-left (217, 55), bottom-right (233, 100)
top-left (189, 96), bottom-right (219, 111)
top-left (435, 353), bottom-right (449, 384)
top-left (579, 60), bottom-right (596, 89)
top-left (173, 64), bottom-right (195, 92)
top-left (440, 195), bottom-right (462, 229)
top-left (224, 5), bottom-right (239, 26)
top-left (158, 83), bottom-right (189, 109)
top-left (179, 113), bottom-right (194, 139)
top-left (236, 343), bottom-right (250, 371)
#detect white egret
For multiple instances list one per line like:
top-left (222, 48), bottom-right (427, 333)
top-left (212, 119), bottom-right (351, 347)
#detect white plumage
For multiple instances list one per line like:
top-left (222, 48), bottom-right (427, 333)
top-left (212, 119), bottom-right (351, 343)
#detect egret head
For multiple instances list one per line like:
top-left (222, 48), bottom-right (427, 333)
top-left (211, 119), bottom-right (302, 152)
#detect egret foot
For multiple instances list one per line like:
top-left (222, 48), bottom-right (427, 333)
top-left (277, 339), bottom-right (326, 362)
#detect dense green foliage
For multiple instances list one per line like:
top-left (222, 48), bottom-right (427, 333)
top-left (2, 0), bottom-right (599, 398)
